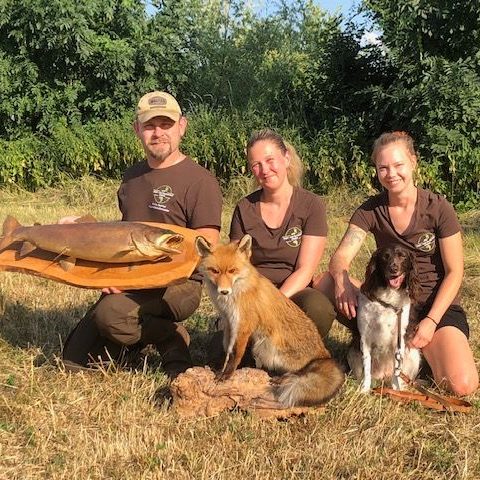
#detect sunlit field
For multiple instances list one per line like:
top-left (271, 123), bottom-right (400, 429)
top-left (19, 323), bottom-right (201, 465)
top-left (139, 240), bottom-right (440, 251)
top-left (1, 177), bottom-right (479, 479)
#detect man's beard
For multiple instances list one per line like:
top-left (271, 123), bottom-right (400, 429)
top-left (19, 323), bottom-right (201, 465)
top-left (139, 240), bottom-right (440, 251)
top-left (147, 143), bottom-right (172, 162)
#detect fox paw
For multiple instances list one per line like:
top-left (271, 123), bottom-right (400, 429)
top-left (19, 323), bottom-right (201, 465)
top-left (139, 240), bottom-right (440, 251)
top-left (215, 370), bottom-right (233, 382)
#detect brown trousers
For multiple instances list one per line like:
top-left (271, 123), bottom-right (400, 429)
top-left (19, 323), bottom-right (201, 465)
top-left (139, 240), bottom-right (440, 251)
top-left (290, 287), bottom-right (336, 339)
top-left (62, 280), bottom-right (202, 368)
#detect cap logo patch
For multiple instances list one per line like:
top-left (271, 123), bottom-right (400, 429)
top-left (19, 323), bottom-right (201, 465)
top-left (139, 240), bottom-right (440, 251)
top-left (148, 96), bottom-right (167, 107)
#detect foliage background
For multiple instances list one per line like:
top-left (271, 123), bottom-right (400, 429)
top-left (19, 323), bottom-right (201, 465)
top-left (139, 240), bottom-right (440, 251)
top-left (0, 0), bottom-right (479, 207)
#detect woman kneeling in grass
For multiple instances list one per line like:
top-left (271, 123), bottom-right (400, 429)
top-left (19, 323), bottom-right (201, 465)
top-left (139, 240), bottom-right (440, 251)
top-left (315, 131), bottom-right (478, 396)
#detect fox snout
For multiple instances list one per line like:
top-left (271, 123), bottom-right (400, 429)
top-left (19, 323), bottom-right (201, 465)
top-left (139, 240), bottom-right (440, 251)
top-left (217, 286), bottom-right (232, 296)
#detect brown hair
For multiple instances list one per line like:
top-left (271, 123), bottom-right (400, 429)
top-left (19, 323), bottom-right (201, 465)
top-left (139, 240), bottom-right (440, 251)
top-left (371, 131), bottom-right (417, 165)
top-left (246, 129), bottom-right (304, 188)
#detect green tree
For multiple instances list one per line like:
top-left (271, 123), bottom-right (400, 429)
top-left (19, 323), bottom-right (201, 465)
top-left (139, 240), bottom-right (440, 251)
top-left (0, 0), bottom-right (148, 137)
top-left (363, 0), bottom-right (480, 206)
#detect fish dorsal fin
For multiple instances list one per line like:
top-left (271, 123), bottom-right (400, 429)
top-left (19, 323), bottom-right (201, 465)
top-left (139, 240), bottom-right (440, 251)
top-left (19, 241), bottom-right (37, 258)
top-left (59, 256), bottom-right (77, 272)
top-left (74, 214), bottom-right (98, 223)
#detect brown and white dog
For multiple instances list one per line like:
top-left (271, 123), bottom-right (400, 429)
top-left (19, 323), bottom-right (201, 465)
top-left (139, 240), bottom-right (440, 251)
top-left (347, 245), bottom-right (422, 392)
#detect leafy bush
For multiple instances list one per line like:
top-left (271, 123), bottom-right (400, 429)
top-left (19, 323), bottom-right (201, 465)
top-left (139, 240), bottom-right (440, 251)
top-left (0, 107), bottom-right (478, 209)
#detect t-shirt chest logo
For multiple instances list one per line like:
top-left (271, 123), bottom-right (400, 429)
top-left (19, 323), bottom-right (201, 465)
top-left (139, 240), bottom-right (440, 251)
top-left (282, 226), bottom-right (302, 247)
top-left (415, 232), bottom-right (435, 252)
top-left (149, 185), bottom-right (174, 212)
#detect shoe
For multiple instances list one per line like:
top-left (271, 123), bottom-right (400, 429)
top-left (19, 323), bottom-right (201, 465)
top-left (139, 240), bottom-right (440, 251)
top-left (174, 322), bottom-right (191, 347)
top-left (157, 323), bottom-right (193, 380)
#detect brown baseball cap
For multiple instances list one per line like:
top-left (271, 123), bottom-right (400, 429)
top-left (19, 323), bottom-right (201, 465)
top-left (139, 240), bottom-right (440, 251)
top-left (136, 91), bottom-right (182, 123)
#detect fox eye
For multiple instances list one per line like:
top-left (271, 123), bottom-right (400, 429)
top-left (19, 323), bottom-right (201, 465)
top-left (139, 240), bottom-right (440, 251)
top-left (227, 268), bottom-right (237, 274)
top-left (208, 267), bottom-right (220, 274)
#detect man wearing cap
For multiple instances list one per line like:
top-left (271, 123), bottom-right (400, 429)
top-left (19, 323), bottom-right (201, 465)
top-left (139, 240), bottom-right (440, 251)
top-left (62, 91), bottom-right (222, 379)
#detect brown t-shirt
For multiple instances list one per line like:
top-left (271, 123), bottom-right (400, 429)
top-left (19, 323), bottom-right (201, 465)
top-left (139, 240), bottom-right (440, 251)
top-left (350, 188), bottom-right (461, 306)
top-left (118, 157), bottom-right (222, 229)
top-left (118, 156), bottom-right (222, 281)
top-left (230, 187), bottom-right (327, 287)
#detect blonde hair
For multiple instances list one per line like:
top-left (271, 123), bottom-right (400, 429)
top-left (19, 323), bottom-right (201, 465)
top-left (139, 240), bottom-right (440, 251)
top-left (246, 129), bottom-right (304, 188)
top-left (371, 131), bottom-right (417, 164)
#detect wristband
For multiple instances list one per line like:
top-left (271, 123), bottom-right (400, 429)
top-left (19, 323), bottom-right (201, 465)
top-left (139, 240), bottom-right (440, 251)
top-left (426, 315), bottom-right (439, 326)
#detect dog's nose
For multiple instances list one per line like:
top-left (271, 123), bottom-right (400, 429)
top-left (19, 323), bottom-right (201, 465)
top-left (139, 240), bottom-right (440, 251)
top-left (389, 263), bottom-right (400, 274)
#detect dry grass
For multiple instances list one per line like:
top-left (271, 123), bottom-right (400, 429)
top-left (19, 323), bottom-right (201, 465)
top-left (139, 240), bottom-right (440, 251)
top-left (1, 177), bottom-right (479, 480)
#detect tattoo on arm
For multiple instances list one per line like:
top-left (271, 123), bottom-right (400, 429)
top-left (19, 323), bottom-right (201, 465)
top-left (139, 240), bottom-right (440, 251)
top-left (344, 228), bottom-right (366, 247)
top-left (330, 226), bottom-right (366, 276)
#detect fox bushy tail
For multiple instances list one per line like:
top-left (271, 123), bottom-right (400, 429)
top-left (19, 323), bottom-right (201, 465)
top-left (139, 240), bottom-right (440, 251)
top-left (276, 358), bottom-right (345, 407)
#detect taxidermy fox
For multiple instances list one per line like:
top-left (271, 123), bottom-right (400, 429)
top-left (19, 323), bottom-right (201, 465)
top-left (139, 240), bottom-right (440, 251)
top-left (196, 234), bottom-right (344, 408)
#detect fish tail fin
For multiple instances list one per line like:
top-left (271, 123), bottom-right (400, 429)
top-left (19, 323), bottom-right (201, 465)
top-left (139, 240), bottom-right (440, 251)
top-left (0, 215), bottom-right (21, 251)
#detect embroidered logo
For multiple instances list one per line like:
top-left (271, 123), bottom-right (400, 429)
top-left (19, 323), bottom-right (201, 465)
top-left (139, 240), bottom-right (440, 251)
top-left (415, 232), bottom-right (435, 252)
top-left (148, 96), bottom-right (167, 107)
top-left (149, 185), bottom-right (174, 212)
top-left (282, 226), bottom-right (302, 248)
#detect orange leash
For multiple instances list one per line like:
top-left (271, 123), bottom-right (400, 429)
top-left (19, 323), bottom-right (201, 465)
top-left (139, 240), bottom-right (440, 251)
top-left (372, 373), bottom-right (473, 413)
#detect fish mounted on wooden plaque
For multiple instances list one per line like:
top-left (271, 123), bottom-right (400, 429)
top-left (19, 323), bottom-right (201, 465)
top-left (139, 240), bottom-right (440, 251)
top-left (0, 215), bottom-right (199, 290)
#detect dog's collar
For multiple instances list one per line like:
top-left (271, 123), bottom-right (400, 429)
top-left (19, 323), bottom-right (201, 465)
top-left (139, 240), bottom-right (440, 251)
top-left (367, 293), bottom-right (403, 314)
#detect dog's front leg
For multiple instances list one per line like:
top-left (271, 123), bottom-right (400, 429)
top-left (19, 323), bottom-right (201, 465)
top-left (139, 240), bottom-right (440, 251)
top-left (360, 338), bottom-right (372, 392)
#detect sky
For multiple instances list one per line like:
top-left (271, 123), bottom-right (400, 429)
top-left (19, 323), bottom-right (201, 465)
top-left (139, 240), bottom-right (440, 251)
top-left (146, 0), bottom-right (366, 27)
top-left (258, 0), bottom-right (359, 15)
top-left (147, 1), bottom-right (360, 18)
top-left (312, 0), bottom-right (357, 15)
top-left (254, 0), bottom-right (363, 24)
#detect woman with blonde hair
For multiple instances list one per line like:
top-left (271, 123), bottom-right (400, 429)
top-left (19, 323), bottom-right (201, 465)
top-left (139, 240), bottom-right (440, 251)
top-left (315, 131), bottom-right (478, 395)
top-left (229, 128), bottom-right (335, 338)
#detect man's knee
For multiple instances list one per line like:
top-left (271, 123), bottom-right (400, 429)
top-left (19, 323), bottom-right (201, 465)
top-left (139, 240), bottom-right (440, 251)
top-left (163, 281), bottom-right (202, 321)
top-left (93, 294), bottom-right (141, 346)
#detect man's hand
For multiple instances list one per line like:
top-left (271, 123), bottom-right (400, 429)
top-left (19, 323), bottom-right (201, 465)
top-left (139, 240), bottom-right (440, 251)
top-left (101, 287), bottom-right (123, 294)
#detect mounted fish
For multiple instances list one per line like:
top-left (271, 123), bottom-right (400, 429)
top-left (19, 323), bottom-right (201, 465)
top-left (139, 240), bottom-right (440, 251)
top-left (0, 215), bottom-right (184, 271)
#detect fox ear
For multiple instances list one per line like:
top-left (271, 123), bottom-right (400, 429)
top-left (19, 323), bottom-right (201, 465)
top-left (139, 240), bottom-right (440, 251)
top-left (195, 236), bottom-right (212, 258)
top-left (237, 234), bottom-right (252, 257)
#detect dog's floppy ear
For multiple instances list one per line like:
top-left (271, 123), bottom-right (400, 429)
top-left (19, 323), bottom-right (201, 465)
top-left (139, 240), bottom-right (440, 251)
top-left (195, 236), bottom-right (213, 258)
top-left (405, 250), bottom-right (420, 302)
top-left (361, 249), bottom-right (379, 295)
top-left (237, 234), bottom-right (252, 258)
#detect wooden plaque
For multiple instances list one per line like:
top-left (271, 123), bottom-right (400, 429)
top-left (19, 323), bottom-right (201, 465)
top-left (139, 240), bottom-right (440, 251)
top-left (0, 222), bottom-right (200, 290)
